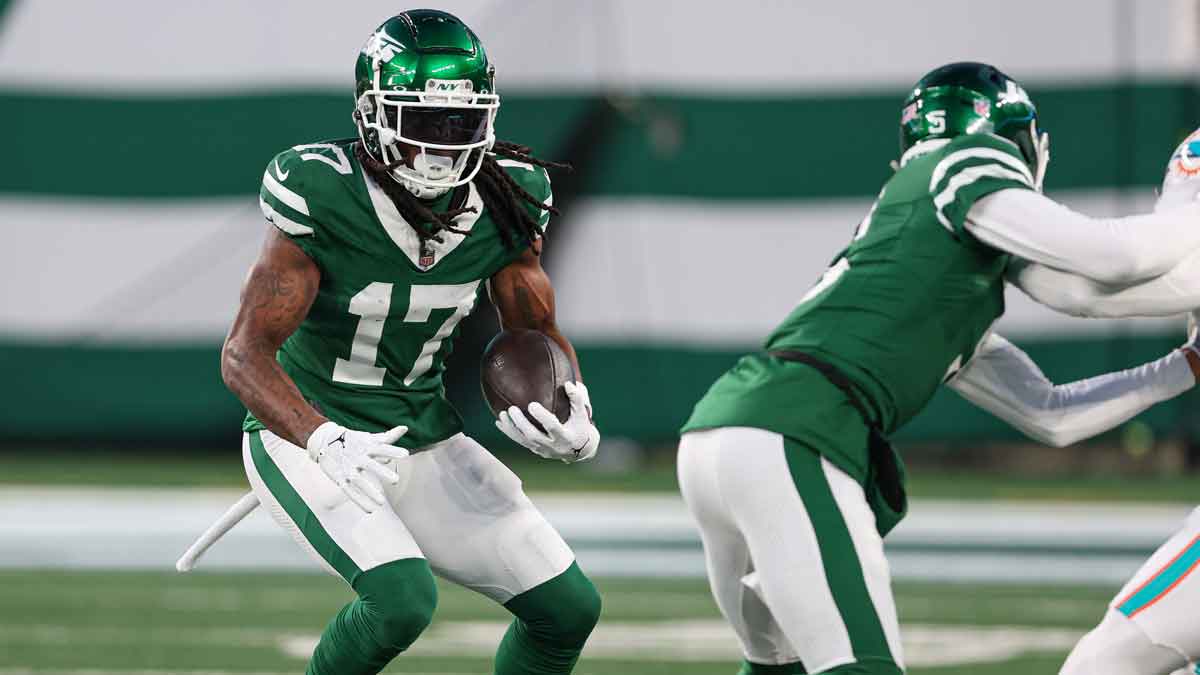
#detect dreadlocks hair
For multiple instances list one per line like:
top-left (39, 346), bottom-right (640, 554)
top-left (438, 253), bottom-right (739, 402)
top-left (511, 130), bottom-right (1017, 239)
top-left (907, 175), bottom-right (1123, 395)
top-left (353, 140), bottom-right (570, 251)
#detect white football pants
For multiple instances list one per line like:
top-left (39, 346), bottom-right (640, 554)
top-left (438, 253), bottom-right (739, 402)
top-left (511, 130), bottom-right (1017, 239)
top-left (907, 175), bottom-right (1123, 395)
top-left (678, 426), bottom-right (904, 674)
top-left (243, 429), bottom-right (575, 602)
top-left (1061, 506), bottom-right (1200, 675)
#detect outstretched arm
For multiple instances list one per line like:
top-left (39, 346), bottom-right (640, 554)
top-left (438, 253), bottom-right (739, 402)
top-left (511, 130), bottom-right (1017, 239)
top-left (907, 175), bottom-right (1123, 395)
top-left (1007, 252), bottom-right (1200, 318)
top-left (488, 242), bottom-right (599, 462)
top-left (946, 333), bottom-right (1199, 447)
top-left (965, 188), bottom-right (1200, 286)
top-left (221, 226), bottom-right (327, 446)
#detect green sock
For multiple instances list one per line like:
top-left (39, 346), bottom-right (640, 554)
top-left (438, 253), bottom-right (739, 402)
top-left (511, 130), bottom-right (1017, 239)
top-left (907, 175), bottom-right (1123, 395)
top-left (306, 558), bottom-right (437, 675)
top-left (494, 562), bottom-right (602, 674)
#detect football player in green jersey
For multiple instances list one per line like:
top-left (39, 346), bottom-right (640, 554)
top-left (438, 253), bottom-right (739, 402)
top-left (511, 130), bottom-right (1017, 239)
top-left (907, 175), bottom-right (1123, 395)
top-left (677, 62), bottom-right (1200, 675)
top-left (219, 10), bottom-right (600, 675)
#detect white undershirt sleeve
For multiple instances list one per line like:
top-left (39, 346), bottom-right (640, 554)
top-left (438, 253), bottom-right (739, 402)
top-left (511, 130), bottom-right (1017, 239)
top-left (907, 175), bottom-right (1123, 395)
top-left (1007, 252), bottom-right (1200, 318)
top-left (946, 333), bottom-right (1194, 447)
top-left (965, 189), bottom-right (1200, 285)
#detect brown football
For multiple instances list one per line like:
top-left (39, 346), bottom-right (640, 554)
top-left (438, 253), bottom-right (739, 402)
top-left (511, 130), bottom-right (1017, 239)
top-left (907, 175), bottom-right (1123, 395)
top-left (480, 329), bottom-right (575, 431)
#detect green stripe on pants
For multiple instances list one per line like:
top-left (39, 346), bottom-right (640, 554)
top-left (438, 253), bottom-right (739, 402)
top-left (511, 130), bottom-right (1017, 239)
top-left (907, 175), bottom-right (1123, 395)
top-left (249, 430), bottom-right (363, 584)
top-left (783, 438), bottom-right (897, 672)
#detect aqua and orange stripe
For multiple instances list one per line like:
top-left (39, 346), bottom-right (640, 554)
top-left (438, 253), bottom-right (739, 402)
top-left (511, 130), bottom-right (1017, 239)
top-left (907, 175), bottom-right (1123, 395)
top-left (1116, 533), bottom-right (1200, 618)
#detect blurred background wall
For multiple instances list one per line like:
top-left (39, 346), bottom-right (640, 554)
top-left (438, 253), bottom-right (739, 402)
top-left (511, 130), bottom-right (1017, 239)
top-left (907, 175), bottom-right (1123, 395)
top-left (2, 0), bottom-right (1199, 454)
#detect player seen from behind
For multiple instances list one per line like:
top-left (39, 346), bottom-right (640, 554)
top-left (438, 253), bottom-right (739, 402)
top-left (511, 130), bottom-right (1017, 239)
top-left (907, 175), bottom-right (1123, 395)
top-left (676, 62), bottom-right (1200, 675)
top-left (219, 10), bottom-right (601, 675)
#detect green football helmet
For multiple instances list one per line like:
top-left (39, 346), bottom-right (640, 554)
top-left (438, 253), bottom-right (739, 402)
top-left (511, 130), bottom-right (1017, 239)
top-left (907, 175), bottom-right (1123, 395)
top-left (899, 62), bottom-right (1050, 189)
top-left (353, 9), bottom-right (499, 199)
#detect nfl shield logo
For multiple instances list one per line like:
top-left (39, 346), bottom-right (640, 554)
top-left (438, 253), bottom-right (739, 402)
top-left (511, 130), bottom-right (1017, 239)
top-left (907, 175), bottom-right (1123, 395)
top-left (974, 98), bottom-right (991, 117)
top-left (419, 252), bottom-right (435, 268)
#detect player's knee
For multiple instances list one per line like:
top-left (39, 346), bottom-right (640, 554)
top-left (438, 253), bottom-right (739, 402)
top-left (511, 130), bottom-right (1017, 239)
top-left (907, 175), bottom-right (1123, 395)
top-left (1060, 609), bottom-right (1183, 675)
top-left (508, 563), bottom-right (601, 648)
top-left (355, 559), bottom-right (438, 652)
top-left (551, 576), bottom-right (601, 646)
top-left (372, 586), bottom-right (435, 651)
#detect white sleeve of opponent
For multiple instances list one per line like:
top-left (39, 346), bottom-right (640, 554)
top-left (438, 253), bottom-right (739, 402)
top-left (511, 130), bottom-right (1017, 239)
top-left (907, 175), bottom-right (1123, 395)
top-left (946, 333), bottom-right (1194, 447)
top-left (1007, 251), bottom-right (1200, 318)
top-left (965, 189), bottom-right (1200, 285)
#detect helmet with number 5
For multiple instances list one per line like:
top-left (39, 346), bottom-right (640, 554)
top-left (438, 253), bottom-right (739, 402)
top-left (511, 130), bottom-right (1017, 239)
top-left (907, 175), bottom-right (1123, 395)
top-left (899, 62), bottom-right (1050, 190)
top-left (353, 9), bottom-right (499, 199)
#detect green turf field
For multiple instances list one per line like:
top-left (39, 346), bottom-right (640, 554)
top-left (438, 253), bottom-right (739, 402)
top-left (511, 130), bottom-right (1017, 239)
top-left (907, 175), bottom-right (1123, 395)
top-left (3, 448), bottom-right (1199, 503)
top-left (0, 569), bottom-right (1126, 674)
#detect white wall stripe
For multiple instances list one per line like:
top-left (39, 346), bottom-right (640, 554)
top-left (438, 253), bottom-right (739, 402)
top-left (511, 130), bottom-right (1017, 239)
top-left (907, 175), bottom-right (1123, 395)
top-left (0, 1), bottom-right (1194, 92)
top-left (0, 190), bottom-right (1177, 342)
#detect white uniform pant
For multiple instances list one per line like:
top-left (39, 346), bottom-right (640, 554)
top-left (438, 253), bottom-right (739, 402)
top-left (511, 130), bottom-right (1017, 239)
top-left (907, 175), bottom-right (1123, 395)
top-left (678, 427), bottom-right (904, 674)
top-left (1061, 506), bottom-right (1200, 675)
top-left (243, 429), bottom-right (575, 602)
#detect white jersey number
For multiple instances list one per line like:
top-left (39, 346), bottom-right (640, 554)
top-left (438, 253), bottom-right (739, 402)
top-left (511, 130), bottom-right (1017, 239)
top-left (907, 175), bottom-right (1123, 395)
top-left (332, 281), bottom-right (481, 387)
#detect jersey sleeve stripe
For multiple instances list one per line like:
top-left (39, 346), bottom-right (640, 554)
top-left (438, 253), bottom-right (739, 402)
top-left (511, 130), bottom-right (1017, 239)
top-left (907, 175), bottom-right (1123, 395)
top-left (929, 148), bottom-right (1033, 194)
top-left (933, 164), bottom-right (1032, 233)
top-left (496, 158), bottom-right (536, 172)
top-left (538, 189), bottom-right (553, 232)
top-left (262, 169), bottom-right (311, 216)
top-left (260, 198), bottom-right (315, 236)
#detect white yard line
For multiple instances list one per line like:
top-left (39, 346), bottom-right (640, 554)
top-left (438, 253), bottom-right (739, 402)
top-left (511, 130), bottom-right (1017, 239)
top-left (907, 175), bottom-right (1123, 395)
top-left (0, 619), bottom-right (1085, 668)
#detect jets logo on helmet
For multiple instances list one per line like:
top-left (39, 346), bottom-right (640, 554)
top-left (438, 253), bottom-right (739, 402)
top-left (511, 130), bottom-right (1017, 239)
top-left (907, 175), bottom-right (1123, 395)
top-left (362, 30), bottom-right (403, 64)
top-left (353, 10), bottom-right (500, 199)
top-left (1165, 129), bottom-right (1200, 185)
top-left (899, 62), bottom-right (1050, 191)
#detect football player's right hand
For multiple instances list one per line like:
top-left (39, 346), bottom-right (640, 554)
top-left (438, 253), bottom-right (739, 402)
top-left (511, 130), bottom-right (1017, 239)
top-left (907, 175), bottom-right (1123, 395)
top-left (304, 422), bottom-right (410, 513)
top-left (1181, 312), bottom-right (1200, 384)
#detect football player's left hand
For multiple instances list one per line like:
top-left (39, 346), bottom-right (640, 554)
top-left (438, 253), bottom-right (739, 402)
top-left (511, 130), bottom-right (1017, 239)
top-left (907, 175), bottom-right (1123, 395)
top-left (496, 381), bottom-right (600, 463)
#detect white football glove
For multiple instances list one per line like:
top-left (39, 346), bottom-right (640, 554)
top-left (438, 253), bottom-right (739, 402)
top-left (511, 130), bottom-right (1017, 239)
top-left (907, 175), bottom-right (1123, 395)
top-left (1185, 311), bottom-right (1200, 355)
top-left (496, 381), bottom-right (600, 463)
top-left (305, 422), bottom-right (411, 513)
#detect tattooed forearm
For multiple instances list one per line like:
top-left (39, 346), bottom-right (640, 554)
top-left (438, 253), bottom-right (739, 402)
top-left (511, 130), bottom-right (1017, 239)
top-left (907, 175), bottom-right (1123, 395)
top-left (513, 284), bottom-right (541, 329)
top-left (492, 247), bottom-right (584, 382)
top-left (221, 227), bottom-right (327, 447)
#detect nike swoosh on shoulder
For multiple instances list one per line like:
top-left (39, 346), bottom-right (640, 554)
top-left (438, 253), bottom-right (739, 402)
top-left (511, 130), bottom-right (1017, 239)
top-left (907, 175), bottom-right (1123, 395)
top-left (273, 159), bottom-right (290, 181)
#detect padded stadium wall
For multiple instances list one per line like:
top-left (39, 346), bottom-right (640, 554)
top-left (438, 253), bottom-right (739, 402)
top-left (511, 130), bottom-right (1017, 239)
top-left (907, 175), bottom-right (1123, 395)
top-left (3, 0), bottom-right (1199, 445)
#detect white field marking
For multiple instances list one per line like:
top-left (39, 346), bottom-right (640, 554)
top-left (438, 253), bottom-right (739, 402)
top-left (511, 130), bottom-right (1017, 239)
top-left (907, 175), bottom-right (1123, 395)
top-left (0, 624), bottom-right (293, 648)
top-left (280, 620), bottom-right (1084, 667)
top-left (160, 585), bottom-right (333, 612)
top-left (157, 586), bottom-right (715, 615)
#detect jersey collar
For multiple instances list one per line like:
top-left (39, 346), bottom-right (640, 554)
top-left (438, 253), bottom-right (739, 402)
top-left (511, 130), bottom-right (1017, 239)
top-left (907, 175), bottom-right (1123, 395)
top-left (898, 138), bottom-right (952, 168)
top-left (362, 173), bottom-right (485, 271)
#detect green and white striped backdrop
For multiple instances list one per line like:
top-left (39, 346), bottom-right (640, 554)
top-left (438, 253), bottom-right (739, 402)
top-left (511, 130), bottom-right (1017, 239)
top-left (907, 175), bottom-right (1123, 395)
top-left (3, 0), bottom-right (1199, 444)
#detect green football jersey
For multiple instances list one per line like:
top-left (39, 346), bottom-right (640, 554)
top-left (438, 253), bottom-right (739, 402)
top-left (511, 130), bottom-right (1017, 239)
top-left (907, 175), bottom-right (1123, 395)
top-left (243, 139), bottom-right (552, 448)
top-left (683, 133), bottom-right (1035, 478)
